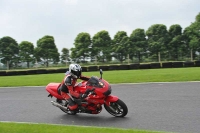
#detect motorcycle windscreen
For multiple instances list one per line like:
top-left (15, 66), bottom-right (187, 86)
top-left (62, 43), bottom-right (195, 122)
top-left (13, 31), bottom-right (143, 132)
top-left (86, 76), bottom-right (104, 88)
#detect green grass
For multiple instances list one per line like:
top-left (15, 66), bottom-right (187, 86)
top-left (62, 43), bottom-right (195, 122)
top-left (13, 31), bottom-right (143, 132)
top-left (0, 67), bottom-right (200, 87)
top-left (0, 122), bottom-right (169, 133)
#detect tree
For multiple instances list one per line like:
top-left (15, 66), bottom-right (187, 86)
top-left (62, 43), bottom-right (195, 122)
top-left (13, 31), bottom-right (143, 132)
top-left (183, 13), bottom-right (200, 60)
top-left (35, 35), bottom-right (60, 67)
top-left (60, 48), bottom-right (70, 64)
top-left (71, 32), bottom-right (91, 63)
top-left (0, 36), bottom-right (19, 69)
top-left (168, 24), bottom-right (184, 60)
top-left (129, 28), bottom-right (147, 62)
top-left (19, 41), bottom-right (34, 68)
top-left (112, 31), bottom-right (130, 63)
top-left (193, 13), bottom-right (200, 57)
top-left (146, 24), bottom-right (169, 62)
top-left (92, 30), bottom-right (112, 62)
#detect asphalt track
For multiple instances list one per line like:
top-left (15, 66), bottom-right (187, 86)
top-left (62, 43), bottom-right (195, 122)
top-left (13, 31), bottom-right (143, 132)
top-left (0, 82), bottom-right (200, 133)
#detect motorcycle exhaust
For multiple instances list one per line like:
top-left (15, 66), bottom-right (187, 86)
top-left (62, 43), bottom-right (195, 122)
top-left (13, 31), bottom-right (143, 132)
top-left (51, 101), bottom-right (68, 110)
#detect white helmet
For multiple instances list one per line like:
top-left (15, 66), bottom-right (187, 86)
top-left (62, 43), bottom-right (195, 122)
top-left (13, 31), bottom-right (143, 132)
top-left (69, 64), bottom-right (82, 78)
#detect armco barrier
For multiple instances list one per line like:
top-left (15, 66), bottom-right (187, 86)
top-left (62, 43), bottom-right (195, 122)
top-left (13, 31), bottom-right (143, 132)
top-left (184, 61), bottom-right (195, 67)
top-left (17, 70), bottom-right (28, 75)
top-left (150, 63), bottom-right (161, 69)
top-left (0, 71), bottom-right (6, 76)
top-left (27, 70), bottom-right (37, 75)
top-left (129, 63), bottom-right (140, 69)
top-left (99, 65), bottom-right (109, 71)
top-left (46, 69), bottom-right (57, 74)
top-left (118, 65), bottom-right (129, 70)
top-left (162, 62), bottom-right (173, 68)
top-left (172, 62), bottom-right (183, 68)
top-left (109, 65), bottom-right (119, 70)
top-left (6, 71), bottom-right (18, 76)
top-left (36, 69), bottom-right (47, 74)
top-left (195, 60), bottom-right (200, 67)
top-left (88, 66), bottom-right (98, 71)
top-left (81, 67), bottom-right (88, 72)
top-left (56, 68), bottom-right (68, 73)
top-left (139, 63), bottom-right (151, 69)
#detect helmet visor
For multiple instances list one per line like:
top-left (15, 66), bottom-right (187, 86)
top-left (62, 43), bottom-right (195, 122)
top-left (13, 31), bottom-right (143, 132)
top-left (71, 70), bottom-right (81, 78)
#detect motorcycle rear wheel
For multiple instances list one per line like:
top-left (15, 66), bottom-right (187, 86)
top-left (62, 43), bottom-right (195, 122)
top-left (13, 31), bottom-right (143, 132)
top-left (104, 99), bottom-right (128, 117)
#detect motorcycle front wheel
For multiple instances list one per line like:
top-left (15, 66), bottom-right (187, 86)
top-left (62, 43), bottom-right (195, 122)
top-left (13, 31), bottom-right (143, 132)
top-left (104, 99), bottom-right (128, 117)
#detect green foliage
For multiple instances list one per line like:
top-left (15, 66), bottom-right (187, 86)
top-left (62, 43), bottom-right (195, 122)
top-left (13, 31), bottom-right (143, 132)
top-left (195, 12), bottom-right (200, 22)
top-left (71, 32), bottom-right (91, 62)
top-left (60, 48), bottom-right (70, 64)
top-left (130, 28), bottom-right (147, 62)
top-left (19, 41), bottom-right (34, 68)
top-left (146, 24), bottom-right (170, 61)
top-left (112, 31), bottom-right (130, 63)
top-left (168, 24), bottom-right (184, 60)
top-left (183, 13), bottom-right (200, 60)
top-left (92, 30), bottom-right (112, 62)
top-left (0, 36), bottom-right (19, 69)
top-left (36, 35), bottom-right (60, 67)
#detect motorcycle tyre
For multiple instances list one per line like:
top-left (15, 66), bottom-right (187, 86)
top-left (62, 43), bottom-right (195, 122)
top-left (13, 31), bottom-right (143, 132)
top-left (104, 99), bottom-right (128, 117)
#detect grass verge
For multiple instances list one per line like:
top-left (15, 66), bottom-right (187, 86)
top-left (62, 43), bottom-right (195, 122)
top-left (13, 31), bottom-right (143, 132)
top-left (0, 67), bottom-right (200, 87)
top-left (0, 122), bottom-right (168, 133)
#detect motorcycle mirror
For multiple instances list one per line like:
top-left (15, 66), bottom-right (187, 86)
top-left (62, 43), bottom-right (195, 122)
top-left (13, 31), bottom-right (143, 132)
top-left (100, 69), bottom-right (103, 79)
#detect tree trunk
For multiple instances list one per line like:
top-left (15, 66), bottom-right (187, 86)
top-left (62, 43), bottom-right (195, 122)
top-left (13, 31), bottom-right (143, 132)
top-left (191, 49), bottom-right (193, 61)
top-left (138, 52), bottom-right (141, 62)
top-left (7, 61), bottom-right (9, 70)
top-left (47, 61), bottom-right (49, 67)
top-left (27, 61), bottom-right (30, 68)
top-left (158, 52), bottom-right (161, 62)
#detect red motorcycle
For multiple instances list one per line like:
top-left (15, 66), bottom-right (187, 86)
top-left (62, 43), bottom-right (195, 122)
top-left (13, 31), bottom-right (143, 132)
top-left (46, 69), bottom-right (128, 117)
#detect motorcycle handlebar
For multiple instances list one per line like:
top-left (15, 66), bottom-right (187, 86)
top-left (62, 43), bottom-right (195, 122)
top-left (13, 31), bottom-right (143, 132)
top-left (85, 88), bottom-right (95, 95)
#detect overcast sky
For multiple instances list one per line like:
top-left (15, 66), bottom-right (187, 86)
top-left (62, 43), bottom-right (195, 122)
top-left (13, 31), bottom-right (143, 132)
top-left (1, 0), bottom-right (200, 52)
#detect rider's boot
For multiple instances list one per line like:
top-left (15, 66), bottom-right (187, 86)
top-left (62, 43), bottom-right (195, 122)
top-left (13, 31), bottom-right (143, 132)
top-left (61, 92), bottom-right (78, 115)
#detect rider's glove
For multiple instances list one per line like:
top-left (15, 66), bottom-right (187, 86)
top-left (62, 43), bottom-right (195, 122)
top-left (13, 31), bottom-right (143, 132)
top-left (79, 88), bottom-right (91, 99)
top-left (80, 93), bottom-right (87, 99)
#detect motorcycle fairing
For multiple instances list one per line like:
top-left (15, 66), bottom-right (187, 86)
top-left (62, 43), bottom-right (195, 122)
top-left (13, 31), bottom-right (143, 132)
top-left (104, 95), bottom-right (119, 106)
top-left (46, 83), bottom-right (64, 99)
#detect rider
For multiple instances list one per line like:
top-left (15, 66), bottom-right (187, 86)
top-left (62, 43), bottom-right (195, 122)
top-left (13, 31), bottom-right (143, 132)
top-left (59, 64), bottom-right (90, 114)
